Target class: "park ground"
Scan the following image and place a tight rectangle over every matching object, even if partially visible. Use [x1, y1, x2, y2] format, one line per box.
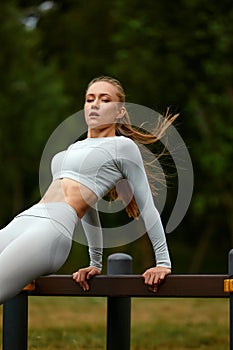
[0, 296, 229, 349]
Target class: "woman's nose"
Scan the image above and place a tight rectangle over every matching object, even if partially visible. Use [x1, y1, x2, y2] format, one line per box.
[91, 99, 100, 108]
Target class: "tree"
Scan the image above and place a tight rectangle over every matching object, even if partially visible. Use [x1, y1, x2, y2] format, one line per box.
[0, 1, 69, 224]
[3, 0, 233, 272]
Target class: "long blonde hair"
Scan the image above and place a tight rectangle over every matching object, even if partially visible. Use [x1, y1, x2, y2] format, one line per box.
[87, 76, 179, 219]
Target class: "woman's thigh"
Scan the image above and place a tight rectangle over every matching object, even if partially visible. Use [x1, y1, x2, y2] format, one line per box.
[0, 216, 72, 303]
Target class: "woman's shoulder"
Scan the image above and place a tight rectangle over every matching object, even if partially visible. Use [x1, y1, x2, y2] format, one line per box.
[116, 135, 136, 146]
[116, 136, 140, 157]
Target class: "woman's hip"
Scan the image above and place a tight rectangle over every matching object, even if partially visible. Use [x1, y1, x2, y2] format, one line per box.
[15, 202, 79, 239]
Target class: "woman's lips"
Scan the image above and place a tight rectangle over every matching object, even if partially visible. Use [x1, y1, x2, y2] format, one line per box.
[89, 112, 100, 117]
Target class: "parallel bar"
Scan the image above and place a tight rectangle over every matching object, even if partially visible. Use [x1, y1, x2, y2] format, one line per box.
[32, 274, 229, 298]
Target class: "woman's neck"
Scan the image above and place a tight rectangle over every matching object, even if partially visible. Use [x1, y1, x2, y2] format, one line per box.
[87, 126, 116, 138]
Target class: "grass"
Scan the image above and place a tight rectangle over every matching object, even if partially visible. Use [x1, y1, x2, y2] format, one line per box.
[0, 297, 229, 349]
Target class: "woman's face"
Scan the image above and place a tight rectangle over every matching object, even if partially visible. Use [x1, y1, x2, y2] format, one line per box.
[84, 81, 124, 133]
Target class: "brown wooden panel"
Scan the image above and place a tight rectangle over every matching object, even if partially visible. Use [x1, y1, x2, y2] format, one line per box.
[31, 274, 229, 298]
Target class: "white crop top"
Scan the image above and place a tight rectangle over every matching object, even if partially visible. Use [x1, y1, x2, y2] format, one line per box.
[51, 136, 171, 270]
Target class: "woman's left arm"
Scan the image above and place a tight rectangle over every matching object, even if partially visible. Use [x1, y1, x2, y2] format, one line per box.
[118, 140, 171, 291]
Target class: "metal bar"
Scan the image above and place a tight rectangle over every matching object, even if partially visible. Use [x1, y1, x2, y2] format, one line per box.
[2, 292, 28, 350]
[32, 274, 228, 298]
[1, 256, 229, 350]
[228, 249, 233, 350]
[230, 295, 233, 350]
[106, 253, 132, 350]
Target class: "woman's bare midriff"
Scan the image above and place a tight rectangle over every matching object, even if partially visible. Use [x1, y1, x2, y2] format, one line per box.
[39, 178, 98, 218]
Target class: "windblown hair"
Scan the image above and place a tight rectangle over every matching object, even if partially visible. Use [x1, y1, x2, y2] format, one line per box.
[87, 76, 179, 219]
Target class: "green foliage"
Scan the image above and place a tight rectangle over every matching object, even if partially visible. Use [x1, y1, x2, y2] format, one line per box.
[0, 0, 232, 272]
[0, 1, 69, 220]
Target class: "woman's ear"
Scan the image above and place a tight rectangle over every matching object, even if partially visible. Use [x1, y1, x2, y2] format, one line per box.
[117, 106, 126, 121]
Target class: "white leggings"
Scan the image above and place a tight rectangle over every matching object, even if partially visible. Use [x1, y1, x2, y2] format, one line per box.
[0, 202, 78, 304]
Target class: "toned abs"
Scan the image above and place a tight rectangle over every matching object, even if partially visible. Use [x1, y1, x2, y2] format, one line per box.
[39, 178, 97, 218]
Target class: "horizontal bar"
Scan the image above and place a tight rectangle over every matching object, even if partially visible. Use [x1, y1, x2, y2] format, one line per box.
[30, 274, 229, 298]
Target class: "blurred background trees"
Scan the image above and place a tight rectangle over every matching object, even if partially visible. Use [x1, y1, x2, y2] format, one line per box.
[0, 0, 232, 274]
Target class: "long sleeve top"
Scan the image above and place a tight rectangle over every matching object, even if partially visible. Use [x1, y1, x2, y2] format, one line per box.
[52, 136, 171, 270]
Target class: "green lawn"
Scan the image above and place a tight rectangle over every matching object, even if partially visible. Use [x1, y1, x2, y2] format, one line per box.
[0, 297, 229, 349]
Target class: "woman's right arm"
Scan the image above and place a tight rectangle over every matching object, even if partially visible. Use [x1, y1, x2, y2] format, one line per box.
[72, 204, 103, 291]
[81, 204, 103, 271]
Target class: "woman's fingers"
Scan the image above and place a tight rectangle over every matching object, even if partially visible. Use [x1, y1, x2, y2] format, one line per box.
[74, 266, 170, 293]
[73, 268, 89, 291]
[73, 267, 101, 291]
[142, 266, 171, 292]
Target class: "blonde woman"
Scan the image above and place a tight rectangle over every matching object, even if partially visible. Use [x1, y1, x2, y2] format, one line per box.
[0, 76, 175, 303]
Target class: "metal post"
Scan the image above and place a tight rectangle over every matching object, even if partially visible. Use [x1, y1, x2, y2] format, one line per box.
[229, 249, 233, 350]
[2, 292, 28, 350]
[106, 253, 132, 350]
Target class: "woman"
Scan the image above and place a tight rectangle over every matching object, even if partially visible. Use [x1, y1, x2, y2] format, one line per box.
[0, 76, 173, 304]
